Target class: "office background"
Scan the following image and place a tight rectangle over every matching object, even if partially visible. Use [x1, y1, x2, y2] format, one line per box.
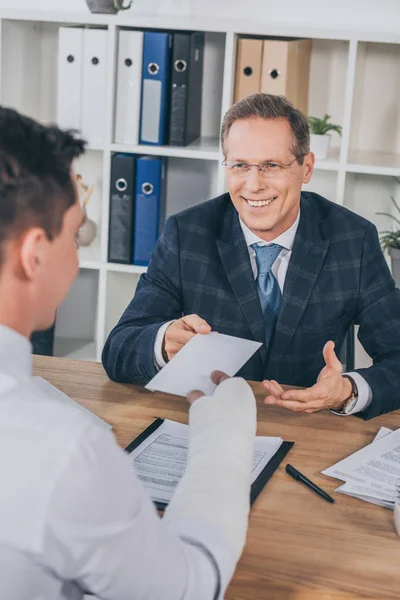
[1, 0, 399, 370]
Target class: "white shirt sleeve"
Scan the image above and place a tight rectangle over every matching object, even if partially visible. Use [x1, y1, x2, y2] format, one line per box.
[331, 372, 373, 416]
[154, 321, 175, 369]
[43, 425, 219, 600]
[42, 377, 256, 600]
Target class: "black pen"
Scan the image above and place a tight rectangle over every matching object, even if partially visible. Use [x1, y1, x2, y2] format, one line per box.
[286, 464, 335, 504]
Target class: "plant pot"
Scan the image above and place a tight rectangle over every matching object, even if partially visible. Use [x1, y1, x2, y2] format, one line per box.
[86, 0, 118, 14]
[310, 133, 331, 160]
[389, 246, 400, 287]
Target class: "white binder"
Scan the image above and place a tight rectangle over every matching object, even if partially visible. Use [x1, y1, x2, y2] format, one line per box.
[81, 28, 108, 148]
[57, 27, 84, 131]
[114, 29, 143, 145]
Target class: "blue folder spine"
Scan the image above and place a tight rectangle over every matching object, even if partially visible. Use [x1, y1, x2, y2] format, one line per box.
[133, 156, 166, 266]
[139, 31, 172, 146]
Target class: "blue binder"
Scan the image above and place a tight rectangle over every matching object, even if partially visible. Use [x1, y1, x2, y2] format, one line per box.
[139, 31, 172, 146]
[133, 156, 166, 266]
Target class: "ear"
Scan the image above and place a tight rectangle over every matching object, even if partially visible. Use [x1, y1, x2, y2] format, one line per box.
[302, 152, 315, 184]
[19, 227, 48, 280]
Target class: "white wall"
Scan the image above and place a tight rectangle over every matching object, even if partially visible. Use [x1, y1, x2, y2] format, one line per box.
[1, 0, 400, 32]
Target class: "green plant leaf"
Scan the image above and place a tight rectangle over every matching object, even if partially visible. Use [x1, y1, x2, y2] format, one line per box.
[307, 114, 342, 136]
[389, 195, 400, 215]
[376, 212, 400, 227]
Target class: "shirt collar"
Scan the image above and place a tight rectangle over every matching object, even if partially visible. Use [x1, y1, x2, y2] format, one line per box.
[0, 324, 32, 377]
[239, 209, 300, 251]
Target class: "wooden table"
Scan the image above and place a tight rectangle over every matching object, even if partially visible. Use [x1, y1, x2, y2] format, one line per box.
[33, 355, 400, 600]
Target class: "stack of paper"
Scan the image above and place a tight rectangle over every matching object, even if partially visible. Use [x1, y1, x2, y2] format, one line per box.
[322, 427, 400, 508]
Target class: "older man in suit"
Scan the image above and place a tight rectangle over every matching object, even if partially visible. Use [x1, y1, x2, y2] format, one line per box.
[102, 93, 400, 420]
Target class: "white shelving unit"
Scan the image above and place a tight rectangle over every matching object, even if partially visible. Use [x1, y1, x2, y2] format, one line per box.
[1, 8, 399, 365]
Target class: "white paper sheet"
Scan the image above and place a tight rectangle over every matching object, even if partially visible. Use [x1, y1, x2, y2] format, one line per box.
[145, 332, 262, 397]
[373, 427, 394, 442]
[34, 376, 111, 430]
[322, 428, 400, 505]
[334, 427, 397, 508]
[127, 419, 282, 504]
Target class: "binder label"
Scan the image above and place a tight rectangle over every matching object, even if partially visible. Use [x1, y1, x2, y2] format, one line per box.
[141, 79, 162, 143]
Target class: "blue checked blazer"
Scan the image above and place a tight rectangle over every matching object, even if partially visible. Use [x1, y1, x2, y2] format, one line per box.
[102, 192, 400, 419]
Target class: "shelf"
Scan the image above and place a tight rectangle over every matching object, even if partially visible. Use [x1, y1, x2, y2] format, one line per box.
[111, 137, 220, 161]
[79, 243, 102, 270]
[346, 150, 400, 177]
[86, 144, 105, 152]
[53, 337, 97, 362]
[107, 263, 147, 274]
[313, 147, 341, 171]
[3, 9, 400, 44]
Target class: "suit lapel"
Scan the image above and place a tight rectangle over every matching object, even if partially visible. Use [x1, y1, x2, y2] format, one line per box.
[216, 203, 266, 365]
[266, 195, 330, 374]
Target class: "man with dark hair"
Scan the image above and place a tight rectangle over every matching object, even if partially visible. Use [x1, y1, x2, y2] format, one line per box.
[0, 107, 257, 599]
[103, 93, 400, 420]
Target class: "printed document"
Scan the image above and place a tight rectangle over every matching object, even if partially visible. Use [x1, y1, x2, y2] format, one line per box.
[127, 419, 282, 504]
[322, 426, 400, 507]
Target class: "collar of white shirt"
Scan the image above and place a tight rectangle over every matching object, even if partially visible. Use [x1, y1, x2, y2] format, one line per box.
[239, 210, 300, 250]
[0, 324, 32, 376]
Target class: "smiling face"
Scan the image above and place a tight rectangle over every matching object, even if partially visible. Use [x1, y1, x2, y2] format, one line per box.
[225, 117, 315, 241]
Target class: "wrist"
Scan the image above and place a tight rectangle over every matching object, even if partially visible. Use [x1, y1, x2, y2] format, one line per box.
[336, 375, 359, 414]
[340, 376, 353, 404]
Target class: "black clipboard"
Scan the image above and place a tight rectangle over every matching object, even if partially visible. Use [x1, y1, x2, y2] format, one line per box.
[126, 418, 294, 511]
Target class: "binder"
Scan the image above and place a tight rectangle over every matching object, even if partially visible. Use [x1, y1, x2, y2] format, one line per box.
[114, 29, 144, 145]
[81, 28, 108, 148]
[31, 325, 55, 357]
[108, 153, 135, 264]
[57, 27, 84, 131]
[139, 32, 172, 146]
[133, 156, 166, 266]
[125, 417, 294, 511]
[261, 38, 312, 114]
[168, 31, 205, 146]
[234, 37, 263, 103]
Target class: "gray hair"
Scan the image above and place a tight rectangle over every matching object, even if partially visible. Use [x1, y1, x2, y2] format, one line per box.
[221, 93, 310, 164]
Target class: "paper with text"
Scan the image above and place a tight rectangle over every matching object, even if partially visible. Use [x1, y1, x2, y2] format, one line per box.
[127, 419, 282, 504]
[334, 427, 396, 507]
[146, 332, 262, 397]
[322, 428, 400, 502]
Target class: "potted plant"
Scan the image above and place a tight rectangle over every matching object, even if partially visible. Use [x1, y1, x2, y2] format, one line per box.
[377, 190, 400, 287]
[86, 0, 132, 14]
[307, 114, 342, 160]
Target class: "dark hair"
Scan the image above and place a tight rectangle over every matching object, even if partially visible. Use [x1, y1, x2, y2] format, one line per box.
[0, 106, 86, 263]
[221, 93, 310, 164]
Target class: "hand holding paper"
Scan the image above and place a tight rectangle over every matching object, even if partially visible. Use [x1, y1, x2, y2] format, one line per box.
[146, 332, 262, 397]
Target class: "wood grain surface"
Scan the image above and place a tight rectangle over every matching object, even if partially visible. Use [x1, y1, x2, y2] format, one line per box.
[33, 355, 400, 600]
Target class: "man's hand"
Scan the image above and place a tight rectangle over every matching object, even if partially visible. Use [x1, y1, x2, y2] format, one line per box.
[186, 371, 230, 405]
[262, 341, 352, 414]
[162, 314, 211, 362]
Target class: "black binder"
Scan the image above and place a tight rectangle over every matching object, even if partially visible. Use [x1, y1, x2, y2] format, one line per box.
[31, 325, 55, 356]
[108, 153, 135, 264]
[168, 31, 205, 146]
[126, 417, 294, 511]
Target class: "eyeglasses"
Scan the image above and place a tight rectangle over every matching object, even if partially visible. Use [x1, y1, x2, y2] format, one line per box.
[222, 157, 302, 178]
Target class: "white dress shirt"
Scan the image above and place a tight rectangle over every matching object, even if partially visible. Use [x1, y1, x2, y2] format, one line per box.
[154, 211, 372, 415]
[0, 324, 256, 600]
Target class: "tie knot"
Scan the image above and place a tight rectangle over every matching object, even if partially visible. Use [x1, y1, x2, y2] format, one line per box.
[252, 243, 283, 276]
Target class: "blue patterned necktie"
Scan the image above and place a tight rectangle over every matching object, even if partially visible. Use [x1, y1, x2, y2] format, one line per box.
[252, 243, 283, 351]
